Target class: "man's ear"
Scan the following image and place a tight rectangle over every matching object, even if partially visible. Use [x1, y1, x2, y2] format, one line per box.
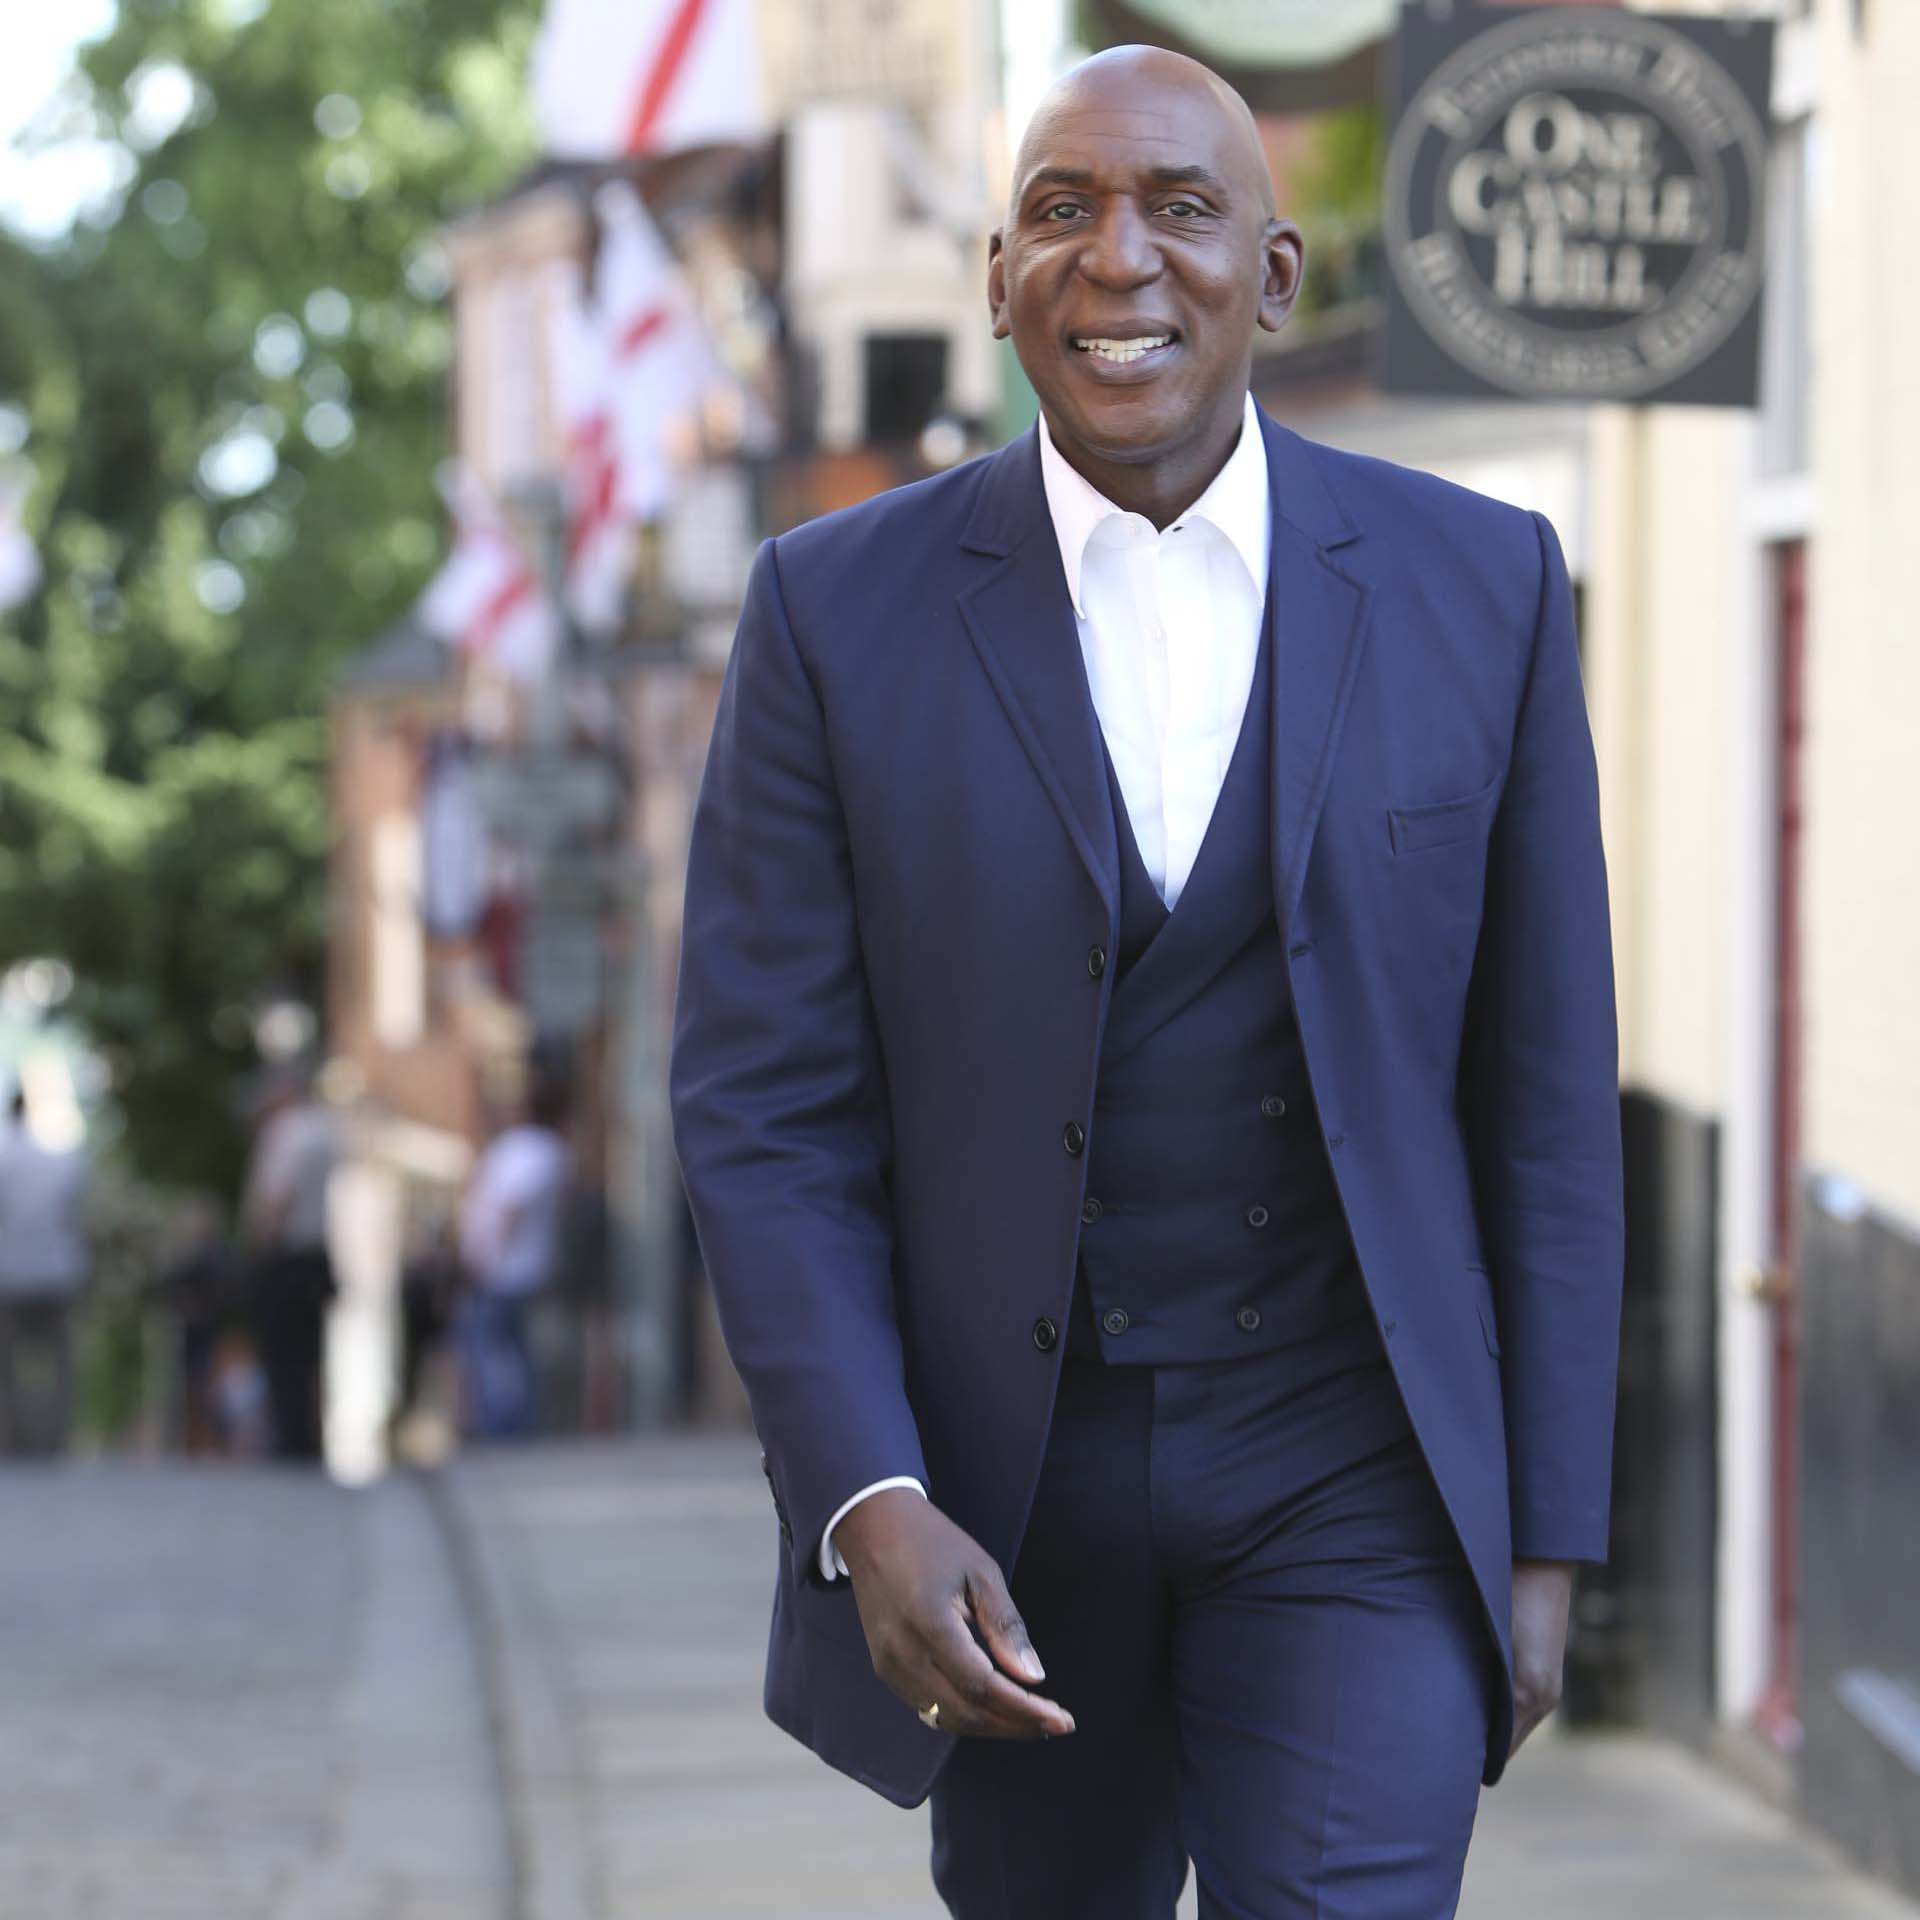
[987, 227, 1011, 340]
[1256, 219, 1306, 334]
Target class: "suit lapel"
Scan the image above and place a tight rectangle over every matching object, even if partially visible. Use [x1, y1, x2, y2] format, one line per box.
[1258, 409, 1373, 938]
[956, 430, 1119, 926]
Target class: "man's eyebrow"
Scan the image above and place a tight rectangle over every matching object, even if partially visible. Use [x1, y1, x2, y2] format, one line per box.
[1018, 161, 1233, 199]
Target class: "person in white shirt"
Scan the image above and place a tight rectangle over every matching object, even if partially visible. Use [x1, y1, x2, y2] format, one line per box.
[239, 1065, 338, 1461]
[0, 1089, 89, 1455]
[456, 1065, 573, 1440]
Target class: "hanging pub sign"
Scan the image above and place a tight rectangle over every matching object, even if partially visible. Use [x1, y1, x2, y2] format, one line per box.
[1380, 5, 1774, 406]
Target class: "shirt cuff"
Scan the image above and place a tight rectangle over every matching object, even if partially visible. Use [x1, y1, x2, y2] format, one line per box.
[818, 1476, 927, 1582]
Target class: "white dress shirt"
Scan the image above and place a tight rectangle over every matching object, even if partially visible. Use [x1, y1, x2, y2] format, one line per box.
[817, 393, 1274, 1580]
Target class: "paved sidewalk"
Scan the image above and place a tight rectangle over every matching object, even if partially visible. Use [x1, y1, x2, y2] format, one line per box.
[449, 1433, 1920, 1920]
[0, 1461, 509, 1920]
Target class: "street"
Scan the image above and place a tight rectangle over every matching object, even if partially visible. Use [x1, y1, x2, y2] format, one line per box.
[2, 1442, 1912, 1920]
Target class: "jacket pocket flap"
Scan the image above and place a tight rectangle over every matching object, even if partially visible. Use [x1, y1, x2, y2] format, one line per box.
[1388, 772, 1501, 855]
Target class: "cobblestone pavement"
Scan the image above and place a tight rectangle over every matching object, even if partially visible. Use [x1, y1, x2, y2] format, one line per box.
[449, 1433, 1920, 1920]
[0, 1461, 509, 1920]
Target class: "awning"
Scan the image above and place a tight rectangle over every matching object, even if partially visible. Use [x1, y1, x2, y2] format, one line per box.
[1084, 0, 1395, 110]
[1106, 0, 1397, 68]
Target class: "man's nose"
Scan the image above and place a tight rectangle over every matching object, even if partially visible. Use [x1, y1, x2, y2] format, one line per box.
[1074, 201, 1161, 290]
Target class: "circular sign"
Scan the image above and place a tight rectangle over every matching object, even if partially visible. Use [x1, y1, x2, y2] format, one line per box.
[1384, 10, 1768, 402]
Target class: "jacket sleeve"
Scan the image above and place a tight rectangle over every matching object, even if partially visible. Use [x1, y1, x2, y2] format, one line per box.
[669, 536, 928, 1586]
[1460, 509, 1627, 1565]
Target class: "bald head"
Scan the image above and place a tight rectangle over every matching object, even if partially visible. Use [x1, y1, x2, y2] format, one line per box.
[986, 38, 1303, 522]
[1010, 45, 1275, 224]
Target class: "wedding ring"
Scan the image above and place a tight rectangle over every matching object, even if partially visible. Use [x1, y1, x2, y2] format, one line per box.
[917, 1700, 942, 1729]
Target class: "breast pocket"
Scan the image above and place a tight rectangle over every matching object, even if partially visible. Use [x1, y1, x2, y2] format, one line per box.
[1387, 770, 1502, 856]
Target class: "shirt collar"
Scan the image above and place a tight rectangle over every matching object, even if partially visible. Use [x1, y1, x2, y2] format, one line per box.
[1035, 390, 1270, 618]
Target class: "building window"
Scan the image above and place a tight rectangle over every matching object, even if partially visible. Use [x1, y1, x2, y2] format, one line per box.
[1757, 123, 1809, 482]
[863, 331, 948, 443]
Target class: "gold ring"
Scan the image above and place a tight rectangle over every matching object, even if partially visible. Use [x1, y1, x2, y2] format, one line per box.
[917, 1700, 942, 1730]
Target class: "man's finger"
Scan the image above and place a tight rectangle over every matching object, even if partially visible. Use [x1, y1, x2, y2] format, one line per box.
[964, 1564, 1046, 1684]
[921, 1602, 1074, 1739]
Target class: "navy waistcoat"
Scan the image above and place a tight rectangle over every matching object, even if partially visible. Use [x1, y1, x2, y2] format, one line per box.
[1066, 595, 1378, 1367]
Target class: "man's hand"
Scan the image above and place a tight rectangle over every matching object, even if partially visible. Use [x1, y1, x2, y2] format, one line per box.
[1508, 1558, 1576, 1757]
[833, 1488, 1075, 1740]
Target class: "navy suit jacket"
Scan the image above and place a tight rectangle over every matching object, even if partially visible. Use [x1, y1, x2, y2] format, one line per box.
[668, 398, 1625, 1807]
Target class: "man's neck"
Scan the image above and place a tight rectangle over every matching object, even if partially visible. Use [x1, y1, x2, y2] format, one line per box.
[1040, 391, 1248, 531]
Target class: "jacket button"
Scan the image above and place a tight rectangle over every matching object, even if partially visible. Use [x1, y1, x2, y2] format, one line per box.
[1062, 1121, 1086, 1156]
[1246, 1204, 1270, 1228]
[1261, 1093, 1287, 1119]
[1087, 944, 1107, 979]
[1032, 1316, 1058, 1353]
[1236, 1305, 1262, 1333]
[1081, 1196, 1103, 1225]
[1101, 1307, 1130, 1336]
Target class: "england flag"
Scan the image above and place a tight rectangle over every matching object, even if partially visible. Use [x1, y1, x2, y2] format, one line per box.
[592, 181, 729, 524]
[531, 0, 766, 161]
[548, 262, 635, 636]
[417, 465, 559, 685]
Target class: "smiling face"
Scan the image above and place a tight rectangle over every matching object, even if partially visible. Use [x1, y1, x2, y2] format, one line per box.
[989, 48, 1303, 518]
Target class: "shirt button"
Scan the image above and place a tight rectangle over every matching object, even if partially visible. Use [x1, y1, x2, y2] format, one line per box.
[1081, 1196, 1103, 1226]
[1328, 1133, 1346, 1150]
[1101, 1308, 1130, 1337]
[1062, 1121, 1086, 1156]
[1087, 945, 1107, 980]
[1246, 1204, 1270, 1229]
[1236, 1305, 1263, 1334]
[1032, 1317, 1058, 1353]
[1260, 1094, 1287, 1119]
[1289, 941, 1314, 960]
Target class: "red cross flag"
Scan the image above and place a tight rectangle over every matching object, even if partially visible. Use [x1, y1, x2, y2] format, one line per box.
[0, 469, 41, 616]
[531, 0, 766, 162]
[417, 465, 559, 685]
[548, 262, 635, 637]
[592, 181, 731, 524]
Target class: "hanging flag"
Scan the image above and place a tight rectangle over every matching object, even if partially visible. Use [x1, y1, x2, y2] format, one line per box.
[417, 465, 558, 685]
[592, 181, 730, 523]
[0, 468, 41, 615]
[548, 261, 635, 636]
[530, 0, 766, 162]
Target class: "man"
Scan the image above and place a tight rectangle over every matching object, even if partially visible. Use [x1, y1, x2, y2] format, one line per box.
[456, 1064, 573, 1440]
[670, 45, 1623, 1918]
[0, 1089, 89, 1455]
[240, 1064, 338, 1462]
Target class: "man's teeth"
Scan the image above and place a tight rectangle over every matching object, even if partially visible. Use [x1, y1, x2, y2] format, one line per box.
[1074, 335, 1171, 364]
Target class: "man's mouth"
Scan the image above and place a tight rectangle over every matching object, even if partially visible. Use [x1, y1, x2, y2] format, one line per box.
[1070, 332, 1176, 366]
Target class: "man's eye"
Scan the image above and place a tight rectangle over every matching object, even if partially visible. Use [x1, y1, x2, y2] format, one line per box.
[1162, 200, 1202, 218]
[1043, 203, 1086, 221]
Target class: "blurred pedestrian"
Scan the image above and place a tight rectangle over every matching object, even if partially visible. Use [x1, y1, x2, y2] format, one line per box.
[394, 1207, 461, 1437]
[157, 1194, 236, 1457]
[0, 1088, 90, 1456]
[239, 1064, 338, 1462]
[456, 1064, 573, 1440]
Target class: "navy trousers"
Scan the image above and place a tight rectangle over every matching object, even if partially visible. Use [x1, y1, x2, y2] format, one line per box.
[930, 1325, 1497, 1919]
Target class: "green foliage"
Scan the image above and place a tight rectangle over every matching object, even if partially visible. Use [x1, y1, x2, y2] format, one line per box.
[1292, 103, 1385, 317]
[0, 0, 538, 1191]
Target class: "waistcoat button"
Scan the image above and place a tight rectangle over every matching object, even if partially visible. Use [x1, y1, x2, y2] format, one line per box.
[1101, 1308, 1131, 1336]
[1246, 1204, 1270, 1228]
[1260, 1093, 1287, 1119]
[1087, 945, 1107, 979]
[1081, 1196, 1103, 1225]
[1062, 1121, 1086, 1155]
[1031, 1317, 1058, 1353]
[1236, 1305, 1263, 1333]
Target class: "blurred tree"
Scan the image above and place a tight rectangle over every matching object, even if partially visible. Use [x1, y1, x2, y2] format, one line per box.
[0, 0, 538, 1191]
